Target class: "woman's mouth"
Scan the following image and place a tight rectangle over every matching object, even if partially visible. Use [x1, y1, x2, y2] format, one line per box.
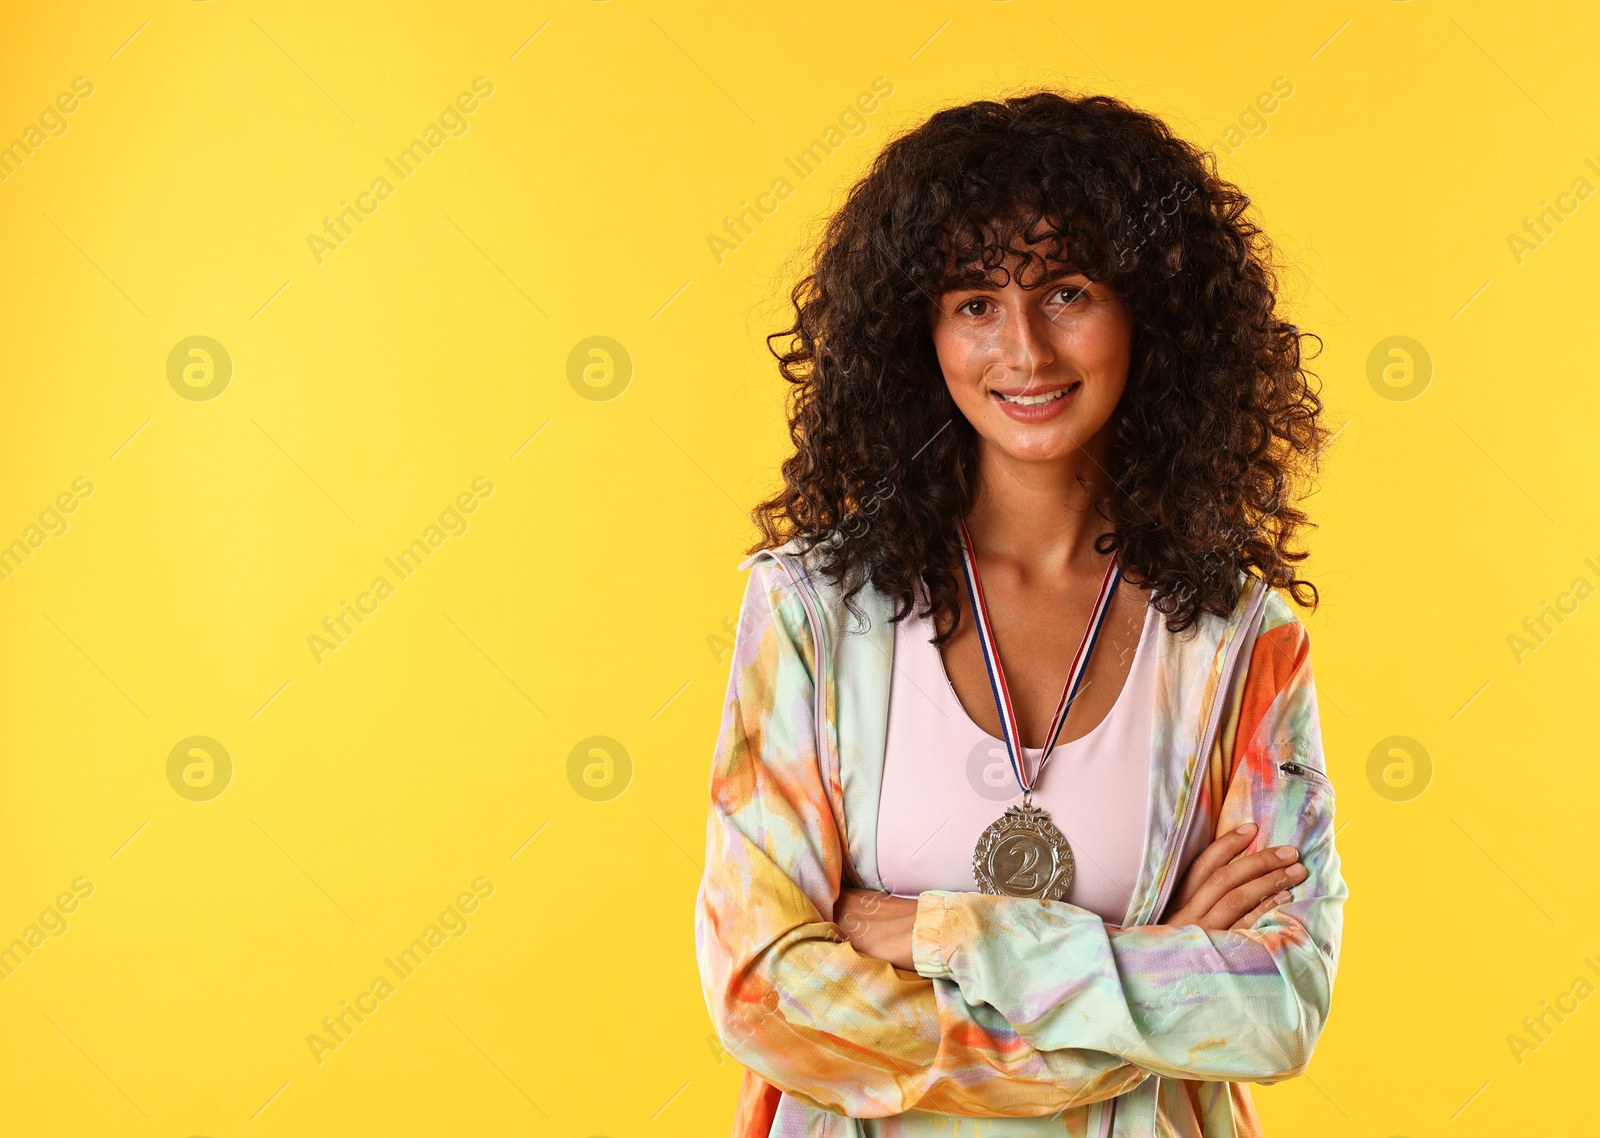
[990, 382, 1079, 421]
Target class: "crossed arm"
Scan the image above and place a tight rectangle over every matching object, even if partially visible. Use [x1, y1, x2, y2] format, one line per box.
[835, 822, 1309, 970]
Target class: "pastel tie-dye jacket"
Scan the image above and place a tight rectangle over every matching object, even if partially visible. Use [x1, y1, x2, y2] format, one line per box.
[695, 542, 1345, 1137]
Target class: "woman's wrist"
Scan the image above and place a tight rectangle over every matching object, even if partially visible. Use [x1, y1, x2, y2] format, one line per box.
[834, 888, 921, 971]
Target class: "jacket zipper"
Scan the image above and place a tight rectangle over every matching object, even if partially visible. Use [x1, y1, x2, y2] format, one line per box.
[1278, 760, 1333, 788]
[761, 551, 831, 776]
[1148, 579, 1269, 921]
[767, 551, 867, 895]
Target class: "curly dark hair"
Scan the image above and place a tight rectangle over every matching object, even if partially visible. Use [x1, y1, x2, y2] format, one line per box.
[751, 89, 1326, 638]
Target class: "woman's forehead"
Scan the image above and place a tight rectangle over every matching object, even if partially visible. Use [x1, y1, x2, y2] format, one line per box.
[941, 249, 1086, 289]
[938, 216, 1084, 282]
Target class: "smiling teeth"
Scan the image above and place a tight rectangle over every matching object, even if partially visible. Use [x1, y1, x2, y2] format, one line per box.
[996, 389, 1068, 406]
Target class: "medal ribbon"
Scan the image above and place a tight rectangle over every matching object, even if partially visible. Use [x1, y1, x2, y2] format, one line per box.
[957, 521, 1121, 798]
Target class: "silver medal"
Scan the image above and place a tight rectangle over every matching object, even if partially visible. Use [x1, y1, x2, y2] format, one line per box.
[972, 800, 1075, 900]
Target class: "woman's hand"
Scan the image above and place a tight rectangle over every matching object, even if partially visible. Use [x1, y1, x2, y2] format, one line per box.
[1162, 822, 1305, 931]
[835, 888, 919, 971]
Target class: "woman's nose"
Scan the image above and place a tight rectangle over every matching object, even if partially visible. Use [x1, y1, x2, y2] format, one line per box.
[1001, 304, 1056, 379]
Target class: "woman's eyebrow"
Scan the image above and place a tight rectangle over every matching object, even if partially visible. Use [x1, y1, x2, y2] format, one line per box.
[958, 263, 1085, 283]
[1035, 263, 1086, 283]
[937, 260, 1085, 293]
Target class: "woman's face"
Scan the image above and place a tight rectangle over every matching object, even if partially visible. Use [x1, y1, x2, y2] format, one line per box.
[929, 246, 1133, 467]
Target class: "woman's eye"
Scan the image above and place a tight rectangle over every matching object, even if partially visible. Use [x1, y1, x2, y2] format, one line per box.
[958, 298, 991, 317]
[1055, 286, 1088, 305]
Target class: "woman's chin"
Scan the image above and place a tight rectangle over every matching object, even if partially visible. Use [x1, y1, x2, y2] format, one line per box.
[976, 417, 1101, 466]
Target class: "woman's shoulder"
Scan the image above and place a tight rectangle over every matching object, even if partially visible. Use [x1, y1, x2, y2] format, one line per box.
[1148, 570, 1299, 647]
[737, 537, 897, 646]
[1239, 574, 1316, 690]
[739, 536, 854, 604]
[739, 539, 830, 611]
[1227, 570, 1311, 654]
[739, 534, 837, 575]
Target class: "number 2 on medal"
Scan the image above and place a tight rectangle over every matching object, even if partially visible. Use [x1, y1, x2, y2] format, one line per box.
[1003, 839, 1040, 891]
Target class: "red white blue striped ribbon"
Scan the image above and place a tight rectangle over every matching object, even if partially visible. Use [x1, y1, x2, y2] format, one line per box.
[956, 521, 1121, 797]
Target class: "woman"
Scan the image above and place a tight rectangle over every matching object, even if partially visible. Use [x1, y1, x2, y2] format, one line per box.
[695, 91, 1344, 1138]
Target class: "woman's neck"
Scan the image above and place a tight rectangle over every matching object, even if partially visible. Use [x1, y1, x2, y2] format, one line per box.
[963, 438, 1113, 577]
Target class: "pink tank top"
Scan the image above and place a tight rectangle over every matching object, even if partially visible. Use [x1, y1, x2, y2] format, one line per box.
[875, 595, 1158, 924]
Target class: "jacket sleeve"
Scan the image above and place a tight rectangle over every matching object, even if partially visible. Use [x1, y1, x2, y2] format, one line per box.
[909, 603, 1346, 1083]
[694, 562, 1151, 1118]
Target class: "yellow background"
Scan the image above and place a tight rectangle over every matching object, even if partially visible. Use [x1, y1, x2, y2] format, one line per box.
[0, 1, 1595, 1134]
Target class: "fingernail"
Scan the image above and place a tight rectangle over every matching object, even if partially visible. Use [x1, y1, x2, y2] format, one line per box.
[1274, 891, 1292, 903]
[1237, 823, 1258, 836]
[1275, 846, 1297, 861]
[1285, 864, 1307, 880]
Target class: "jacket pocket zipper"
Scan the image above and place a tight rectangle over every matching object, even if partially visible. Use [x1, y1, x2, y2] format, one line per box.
[1279, 760, 1333, 789]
